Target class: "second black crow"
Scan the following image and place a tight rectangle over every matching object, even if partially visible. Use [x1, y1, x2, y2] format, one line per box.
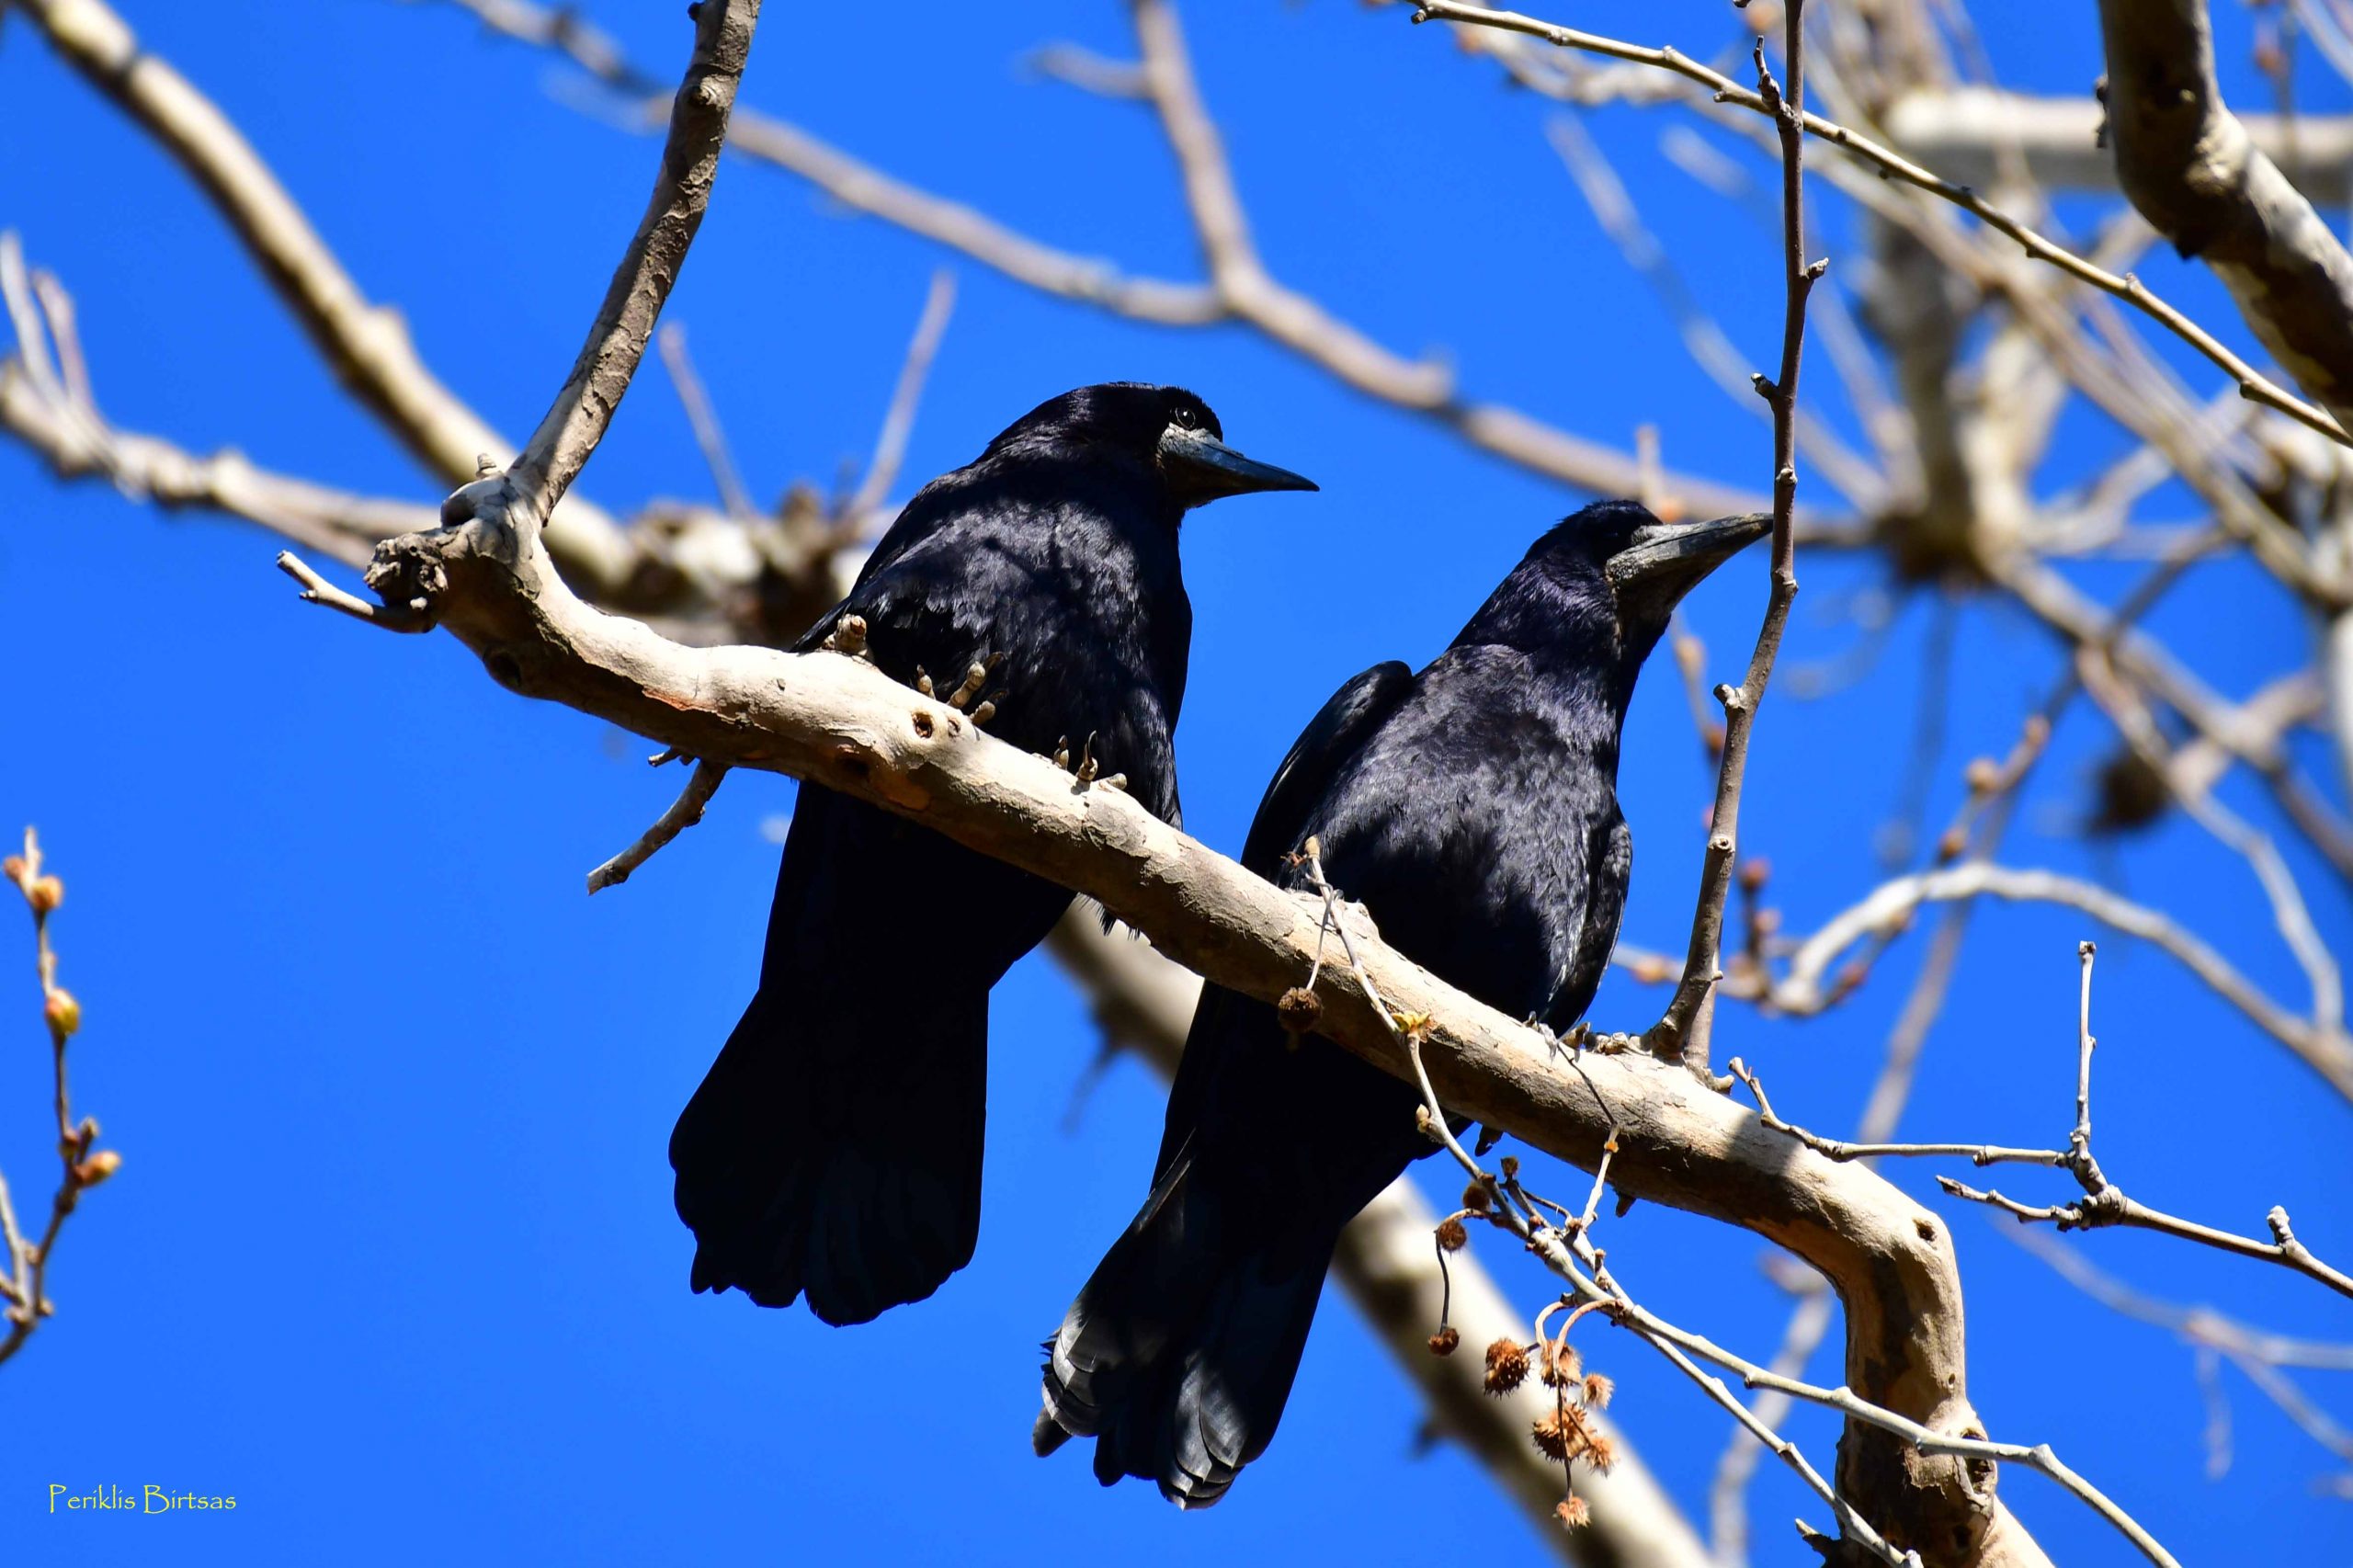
[1034, 499, 1768, 1504]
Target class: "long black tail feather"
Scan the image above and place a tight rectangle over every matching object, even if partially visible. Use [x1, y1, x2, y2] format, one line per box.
[1037, 1153, 1335, 1506]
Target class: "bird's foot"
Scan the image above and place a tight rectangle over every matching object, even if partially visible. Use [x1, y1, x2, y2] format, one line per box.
[1051, 732, 1126, 792]
[1588, 1029, 1641, 1055]
[1529, 1017, 1592, 1062]
[822, 614, 875, 662]
[915, 652, 1007, 726]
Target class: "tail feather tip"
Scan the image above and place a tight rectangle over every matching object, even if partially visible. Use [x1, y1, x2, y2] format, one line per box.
[1031, 1407, 1074, 1458]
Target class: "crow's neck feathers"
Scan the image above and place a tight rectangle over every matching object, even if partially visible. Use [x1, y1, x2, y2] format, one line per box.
[1449, 548, 1661, 744]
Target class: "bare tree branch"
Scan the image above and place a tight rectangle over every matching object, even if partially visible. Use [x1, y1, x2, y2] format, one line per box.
[2100, 0, 2353, 427]
[2008, 1222, 2353, 1483]
[0, 829, 119, 1370]
[1882, 86, 2353, 205]
[1646, 25, 1815, 1077]
[2, 0, 782, 623]
[1769, 860, 2353, 1092]
[421, 0, 1804, 528]
[585, 756, 728, 894]
[1882, 85, 2353, 204]
[1403, 0, 2353, 449]
[846, 269, 957, 528]
[657, 324, 757, 522]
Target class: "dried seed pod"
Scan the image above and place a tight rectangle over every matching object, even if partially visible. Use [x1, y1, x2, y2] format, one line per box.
[1435, 1217, 1468, 1253]
[1427, 1327, 1461, 1358]
[1483, 1338, 1529, 1395]
[1540, 1343, 1582, 1387]
[1277, 986, 1323, 1034]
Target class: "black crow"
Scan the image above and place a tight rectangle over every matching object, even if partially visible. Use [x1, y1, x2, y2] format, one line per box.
[1034, 499, 1769, 1504]
[674, 383, 1314, 1326]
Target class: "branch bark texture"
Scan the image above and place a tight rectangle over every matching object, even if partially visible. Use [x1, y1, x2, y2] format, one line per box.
[2099, 0, 2353, 429]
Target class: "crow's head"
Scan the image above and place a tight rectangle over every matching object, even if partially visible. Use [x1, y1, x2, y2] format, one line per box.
[1478, 500, 1770, 666]
[988, 383, 1317, 507]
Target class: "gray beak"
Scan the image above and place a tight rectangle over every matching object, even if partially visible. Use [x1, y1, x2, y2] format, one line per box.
[1605, 512, 1771, 605]
[1158, 425, 1318, 504]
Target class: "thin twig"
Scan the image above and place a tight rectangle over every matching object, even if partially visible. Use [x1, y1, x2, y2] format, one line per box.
[586, 759, 729, 893]
[847, 269, 957, 527]
[0, 829, 115, 1370]
[1768, 860, 2351, 1091]
[275, 551, 431, 631]
[1945, 1177, 2353, 1301]
[658, 323, 757, 521]
[1645, 24, 1814, 1075]
[1932, 944, 2353, 1302]
[1730, 1058, 2065, 1169]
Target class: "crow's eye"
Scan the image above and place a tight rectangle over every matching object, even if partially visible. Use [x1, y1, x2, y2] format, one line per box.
[1172, 406, 1198, 429]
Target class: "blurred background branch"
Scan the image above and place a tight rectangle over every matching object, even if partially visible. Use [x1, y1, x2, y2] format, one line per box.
[4, 0, 2351, 1560]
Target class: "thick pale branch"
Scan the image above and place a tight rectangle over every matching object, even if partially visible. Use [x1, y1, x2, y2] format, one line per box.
[0, 256, 784, 641]
[504, 5, 756, 522]
[2099, 0, 2353, 428]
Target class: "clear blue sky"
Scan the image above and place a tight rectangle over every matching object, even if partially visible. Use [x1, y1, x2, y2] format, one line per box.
[3, 2, 2349, 1562]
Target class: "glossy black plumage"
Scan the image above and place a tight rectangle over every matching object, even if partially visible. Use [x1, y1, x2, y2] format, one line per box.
[671, 383, 1313, 1326]
[1035, 499, 1768, 1504]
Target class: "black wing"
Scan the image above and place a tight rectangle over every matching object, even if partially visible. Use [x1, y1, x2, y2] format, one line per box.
[1548, 812, 1629, 1030]
[1150, 661, 1415, 1181]
[1237, 661, 1415, 876]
